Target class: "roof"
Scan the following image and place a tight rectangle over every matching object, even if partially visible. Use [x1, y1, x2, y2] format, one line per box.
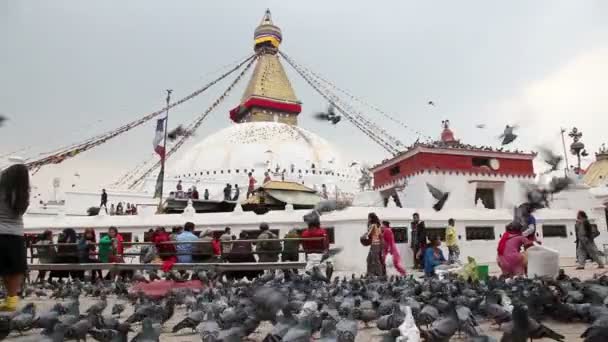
[257, 180, 316, 192]
[583, 159, 608, 187]
[371, 142, 536, 172]
[240, 54, 299, 105]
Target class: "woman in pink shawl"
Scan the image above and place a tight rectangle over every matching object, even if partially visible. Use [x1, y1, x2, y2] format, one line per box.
[382, 220, 406, 275]
[497, 223, 533, 277]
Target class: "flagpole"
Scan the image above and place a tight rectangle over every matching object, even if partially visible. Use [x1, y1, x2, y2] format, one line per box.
[157, 89, 173, 213]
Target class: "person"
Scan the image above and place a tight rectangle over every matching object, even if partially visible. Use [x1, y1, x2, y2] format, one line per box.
[520, 206, 538, 243]
[116, 202, 123, 215]
[125, 203, 131, 215]
[220, 227, 233, 256]
[53, 228, 83, 281]
[497, 223, 533, 277]
[247, 173, 257, 199]
[131, 204, 137, 215]
[263, 172, 271, 184]
[78, 228, 102, 282]
[98, 231, 111, 265]
[445, 218, 460, 265]
[381, 221, 406, 275]
[365, 213, 386, 276]
[321, 184, 328, 199]
[107, 227, 126, 279]
[410, 213, 427, 270]
[232, 184, 240, 201]
[424, 237, 446, 277]
[225, 232, 261, 280]
[282, 228, 301, 262]
[109, 204, 116, 216]
[575, 210, 604, 269]
[203, 189, 210, 200]
[176, 180, 183, 191]
[100, 189, 108, 210]
[152, 227, 177, 262]
[194, 230, 215, 262]
[212, 234, 221, 259]
[191, 186, 199, 200]
[34, 230, 56, 283]
[223, 183, 232, 201]
[256, 223, 280, 262]
[176, 222, 198, 263]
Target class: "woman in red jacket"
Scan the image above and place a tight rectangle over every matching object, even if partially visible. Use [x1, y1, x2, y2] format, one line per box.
[152, 227, 177, 262]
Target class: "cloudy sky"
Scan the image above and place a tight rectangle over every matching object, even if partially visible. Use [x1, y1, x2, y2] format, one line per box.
[1, 1, 607, 193]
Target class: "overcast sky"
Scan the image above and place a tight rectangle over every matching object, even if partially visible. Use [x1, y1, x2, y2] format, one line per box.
[1, 1, 607, 193]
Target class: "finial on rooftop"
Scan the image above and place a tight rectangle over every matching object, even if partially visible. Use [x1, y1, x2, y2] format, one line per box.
[254, 9, 282, 51]
[440, 120, 457, 144]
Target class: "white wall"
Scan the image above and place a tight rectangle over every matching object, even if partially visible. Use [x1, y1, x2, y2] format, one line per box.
[24, 206, 608, 272]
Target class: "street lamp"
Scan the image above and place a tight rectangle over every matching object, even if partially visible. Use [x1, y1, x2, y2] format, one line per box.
[568, 127, 588, 175]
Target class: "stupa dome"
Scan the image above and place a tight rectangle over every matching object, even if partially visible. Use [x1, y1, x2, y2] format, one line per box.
[253, 9, 282, 49]
[171, 122, 345, 177]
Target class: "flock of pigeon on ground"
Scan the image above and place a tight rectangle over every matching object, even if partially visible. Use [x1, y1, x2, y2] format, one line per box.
[1, 266, 608, 342]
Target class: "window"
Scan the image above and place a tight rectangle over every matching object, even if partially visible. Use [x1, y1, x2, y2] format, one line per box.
[475, 188, 496, 209]
[389, 165, 400, 176]
[426, 227, 446, 241]
[391, 227, 408, 243]
[465, 226, 495, 240]
[472, 157, 491, 168]
[542, 225, 567, 238]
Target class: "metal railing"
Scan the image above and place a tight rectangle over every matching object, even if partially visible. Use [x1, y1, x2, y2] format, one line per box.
[29, 237, 327, 272]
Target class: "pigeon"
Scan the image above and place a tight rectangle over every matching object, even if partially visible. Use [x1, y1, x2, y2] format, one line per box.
[131, 318, 161, 342]
[313, 104, 341, 125]
[538, 146, 563, 173]
[475, 124, 486, 129]
[420, 303, 459, 342]
[167, 125, 192, 142]
[0, 115, 7, 127]
[90, 322, 131, 342]
[86, 296, 108, 316]
[172, 310, 205, 333]
[499, 125, 518, 145]
[426, 183, 449, 211]
[111, 303, 125, 317]
[197, 313, 221, 342]
[396, 306, 419, 342]
[428, 101, 435, 106]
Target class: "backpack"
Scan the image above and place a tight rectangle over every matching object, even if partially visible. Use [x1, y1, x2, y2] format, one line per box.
[260, 231, 282, 252]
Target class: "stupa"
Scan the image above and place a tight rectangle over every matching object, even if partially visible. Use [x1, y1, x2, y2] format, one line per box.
[166, 10, 361, 200]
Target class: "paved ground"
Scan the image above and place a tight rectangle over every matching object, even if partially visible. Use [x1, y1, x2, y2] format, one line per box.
[5, 262, 606, 341]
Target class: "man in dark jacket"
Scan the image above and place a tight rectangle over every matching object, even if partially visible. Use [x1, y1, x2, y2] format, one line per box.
[256, 223, 280, 262]
[411, 213, 427, 270]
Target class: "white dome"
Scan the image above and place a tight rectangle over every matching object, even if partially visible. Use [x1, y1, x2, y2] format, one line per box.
[171, 122, 345, 177]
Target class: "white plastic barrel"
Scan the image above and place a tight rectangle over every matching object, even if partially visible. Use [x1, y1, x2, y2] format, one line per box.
[527, 245, 560, 279]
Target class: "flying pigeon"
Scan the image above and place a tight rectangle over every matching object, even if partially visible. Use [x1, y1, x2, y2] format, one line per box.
[426, 183, 449, 211]
[167, 125, 192, 142]
[313, 104, 342, 125]
[538, 147, 563, 173]
[475, 124, 486, 129]
[427, 101, 435, 106]
[0, 115, 7, 127]
[499, 125, 518, 145]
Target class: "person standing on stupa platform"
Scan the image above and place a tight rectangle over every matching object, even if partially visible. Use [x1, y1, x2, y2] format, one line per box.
[232, 184, 240, 201]
[203, 188, 210, 200]
[191, 186, 199, 200]
[247, 173, 257, 198]
[100, 189, 108, 212]
[263, 172, 271, 184]
[223, 183, 232, 201]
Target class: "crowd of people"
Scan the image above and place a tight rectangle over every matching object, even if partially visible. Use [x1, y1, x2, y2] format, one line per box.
[361, 212, 459, 278]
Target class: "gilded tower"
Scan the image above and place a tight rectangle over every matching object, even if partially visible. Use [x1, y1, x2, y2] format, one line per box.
[229, 10, 302, 125]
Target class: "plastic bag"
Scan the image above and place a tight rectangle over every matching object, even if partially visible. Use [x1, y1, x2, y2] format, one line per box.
[459, 256, 479, 282]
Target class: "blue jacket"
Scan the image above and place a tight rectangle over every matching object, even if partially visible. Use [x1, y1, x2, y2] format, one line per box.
[424, 247, 446, 276]
[176, 231, 198, 263]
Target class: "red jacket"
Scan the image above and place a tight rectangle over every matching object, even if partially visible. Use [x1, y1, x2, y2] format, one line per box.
[109, 234, 125, 263]
[152, 231, 176, 257]
[212, 239, 221, 256]
[301, 226, 328, 253]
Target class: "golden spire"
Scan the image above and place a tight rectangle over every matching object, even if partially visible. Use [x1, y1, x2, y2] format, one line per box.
[254, 9, 282, 50]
